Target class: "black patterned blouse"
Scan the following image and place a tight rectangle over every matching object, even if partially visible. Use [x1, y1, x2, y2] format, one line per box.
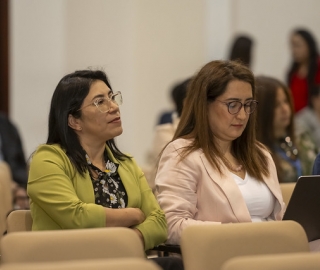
[86, 152, 128, 208]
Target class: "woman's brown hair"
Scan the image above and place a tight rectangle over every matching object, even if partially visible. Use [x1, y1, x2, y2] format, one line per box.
[255, 75, 296, 181]
[172, 60, 270, 181]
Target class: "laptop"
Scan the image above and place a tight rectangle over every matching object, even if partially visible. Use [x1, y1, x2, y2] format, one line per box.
[283, 175, 320, 242]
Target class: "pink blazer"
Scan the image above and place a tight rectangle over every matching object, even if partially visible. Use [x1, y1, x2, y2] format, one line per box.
[155, 138, 285, 244]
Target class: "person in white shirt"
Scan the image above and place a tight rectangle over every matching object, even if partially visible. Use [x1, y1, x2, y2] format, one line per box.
[155, 60, 285, 245]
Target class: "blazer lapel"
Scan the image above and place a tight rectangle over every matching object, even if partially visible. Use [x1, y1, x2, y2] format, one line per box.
[260, 171, 284, 220]
[200, 152, 252, 222]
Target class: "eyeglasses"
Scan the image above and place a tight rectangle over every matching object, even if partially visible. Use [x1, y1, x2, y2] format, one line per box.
[79, 91, 123, 113]
[216, 100, 258, 115]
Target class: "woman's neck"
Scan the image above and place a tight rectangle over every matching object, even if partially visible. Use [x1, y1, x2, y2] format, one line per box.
[297, 62, 309, 78]
[216, 139, 232, 156]
[274, 128, 287, 139]
[80, 140, 106, 170]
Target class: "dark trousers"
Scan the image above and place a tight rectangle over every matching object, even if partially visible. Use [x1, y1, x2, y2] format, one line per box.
[150, 257, 184, 270]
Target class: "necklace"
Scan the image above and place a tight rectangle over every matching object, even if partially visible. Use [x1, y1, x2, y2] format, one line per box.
[224, 153, 243, 172]
[225, 159, 243, 172]
[230, 164, 243, 172]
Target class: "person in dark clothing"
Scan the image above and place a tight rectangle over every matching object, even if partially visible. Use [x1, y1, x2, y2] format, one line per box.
[0, 112, 29, 209]
[157, 78, 191, 125]
[229, 35, 254, 68]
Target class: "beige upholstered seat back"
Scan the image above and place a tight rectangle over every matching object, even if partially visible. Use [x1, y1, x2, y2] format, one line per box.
[0, 227, 145, 264]
[0, 258, 161, 270]
[221, 252, 320, 270]
[180, 221, 310, 270]
[0, 162, 13, 236]
[280, 182, 296, 206]
[6, 210, 32, 233]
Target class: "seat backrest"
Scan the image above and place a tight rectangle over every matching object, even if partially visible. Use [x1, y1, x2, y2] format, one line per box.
[0, 227, 145, 264]
[280, 182, 296, 206]
[0, 162, 13, 236]
[6, 210, 33, 233]
[0, 258, 161, 270]
[180, 221, 310, 270]
[221, 252, 320, 270]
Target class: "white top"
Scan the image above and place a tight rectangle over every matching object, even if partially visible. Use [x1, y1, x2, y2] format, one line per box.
[232, 173, 276, 222]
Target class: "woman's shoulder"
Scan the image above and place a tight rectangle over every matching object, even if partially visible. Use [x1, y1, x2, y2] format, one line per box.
[31, 144, 69, 164]
[34, 143, 66, 155]
[167, 138, 194, 149]
[161, 138, 202, 163]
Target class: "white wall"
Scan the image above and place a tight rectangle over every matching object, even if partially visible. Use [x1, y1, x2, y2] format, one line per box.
[231, 0, 320, 81]
[9, 0, 320, 167]
[9, 0, 231, 166]
[9, 0, 66, 158]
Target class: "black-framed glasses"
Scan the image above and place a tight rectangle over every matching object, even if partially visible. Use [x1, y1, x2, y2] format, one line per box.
[79, 91, 123, 113]
[216, 100, 258, 115]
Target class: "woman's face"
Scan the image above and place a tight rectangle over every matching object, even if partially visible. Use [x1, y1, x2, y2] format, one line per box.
[273, 87, 291, 137]
[74, 80, 123, 144]
[207, 80, 252, 145]
[290, 33, 309, 63]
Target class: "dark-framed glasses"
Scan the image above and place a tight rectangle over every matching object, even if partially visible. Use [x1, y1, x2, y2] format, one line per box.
[216, 100, 258, 115]
[79, 91, 123, 113]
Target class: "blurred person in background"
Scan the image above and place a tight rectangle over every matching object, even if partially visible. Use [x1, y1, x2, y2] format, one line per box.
[287, 28, 320, 113]
[156, 79, 191, 126]
[0, 112, 29, 210]
[229, 35, 254, 68]
[295, 84, 320, 152]
[144, 78, 191, 192]
[256, 76, 317, 183]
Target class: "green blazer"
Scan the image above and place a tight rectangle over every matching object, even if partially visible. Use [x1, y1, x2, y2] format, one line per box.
[27, 144, 167, 250]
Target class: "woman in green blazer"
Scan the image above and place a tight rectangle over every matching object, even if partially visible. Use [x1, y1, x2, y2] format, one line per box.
[27, 70, 167, 252]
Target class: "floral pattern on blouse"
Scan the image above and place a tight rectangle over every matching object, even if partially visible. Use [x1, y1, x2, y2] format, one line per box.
[86, 153, 128, 208]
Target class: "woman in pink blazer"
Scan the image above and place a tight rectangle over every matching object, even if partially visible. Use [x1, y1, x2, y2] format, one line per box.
[155, 60, 285, 245]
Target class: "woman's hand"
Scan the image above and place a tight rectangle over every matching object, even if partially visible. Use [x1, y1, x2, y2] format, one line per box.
[104, 207, 145, 227]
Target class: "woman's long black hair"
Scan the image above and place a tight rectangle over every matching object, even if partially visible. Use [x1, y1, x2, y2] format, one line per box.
[287, 29, 319, 105]
[47, 69, 129, 175]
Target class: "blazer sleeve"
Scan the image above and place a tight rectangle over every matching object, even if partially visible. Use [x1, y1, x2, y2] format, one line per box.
[155, 142, 218, 245]
[124, 157, 167, 250]
[27, 145, 106, 229]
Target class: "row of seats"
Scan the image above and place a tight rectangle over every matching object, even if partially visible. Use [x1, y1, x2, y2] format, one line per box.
[181, 220, 314, 270]
[0, 227, 145, 264]
[1, 210, 320, 269]
[0, 258, 161, 270]
[0, 162, 13, 238]
[221, 253, 320, 270]
[0, 163, 314, 269]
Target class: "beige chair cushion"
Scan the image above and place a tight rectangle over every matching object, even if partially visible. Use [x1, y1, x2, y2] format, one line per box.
[180, 221, 310, 270]
[0, 227, 145, 264]
[280, 182, 296, 206]
[6, 209, 32, 233]
[221, 252, 320, 270]
[0, 258, 161, 270]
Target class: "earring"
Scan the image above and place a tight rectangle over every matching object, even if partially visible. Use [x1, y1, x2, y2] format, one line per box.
[79, 127, 82, 131]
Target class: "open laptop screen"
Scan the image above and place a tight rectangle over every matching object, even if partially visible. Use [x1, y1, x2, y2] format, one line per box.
[282, 175, 320, 242]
